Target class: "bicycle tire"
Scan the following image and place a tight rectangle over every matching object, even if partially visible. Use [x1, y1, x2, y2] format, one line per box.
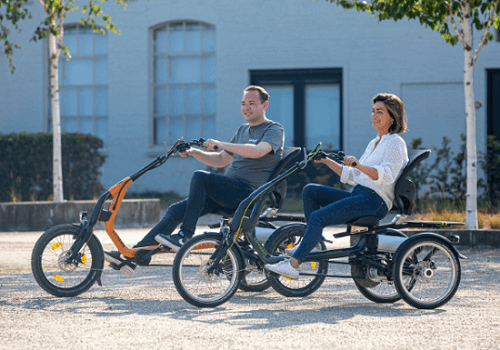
[172, 233, 244, 307]
[265, 224, 327, 297]
[239, 270, 270, 292]
[31, 224, 104, 297]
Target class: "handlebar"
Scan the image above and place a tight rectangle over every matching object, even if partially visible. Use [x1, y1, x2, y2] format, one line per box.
[313, 150, 357, 167]
[168, 137, 221, 155]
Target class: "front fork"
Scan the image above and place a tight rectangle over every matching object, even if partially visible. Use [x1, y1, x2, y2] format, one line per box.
[206, 226, 233, 275]
[67, 216, 103, 286]
[68, 218, 93, 263]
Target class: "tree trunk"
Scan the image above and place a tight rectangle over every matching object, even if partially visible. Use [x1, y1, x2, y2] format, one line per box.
[48, 32, 64, 203]
[462, 2, 478, 229]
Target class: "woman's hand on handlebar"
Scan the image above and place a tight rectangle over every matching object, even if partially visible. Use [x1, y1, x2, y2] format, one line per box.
[344, 156, 358, 167]
[313, 157, 329, 165]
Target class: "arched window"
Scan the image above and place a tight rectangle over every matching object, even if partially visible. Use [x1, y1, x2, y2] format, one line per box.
[55, 25, 109, 145]
[152, 21, 216, 145]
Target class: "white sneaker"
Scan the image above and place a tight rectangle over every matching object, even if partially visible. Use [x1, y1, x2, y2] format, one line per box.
[264, 259, 300, 280]
[285, 244, 322, 256]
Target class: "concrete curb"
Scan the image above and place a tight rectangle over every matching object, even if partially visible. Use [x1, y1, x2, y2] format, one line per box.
[0, 199, 160, 231]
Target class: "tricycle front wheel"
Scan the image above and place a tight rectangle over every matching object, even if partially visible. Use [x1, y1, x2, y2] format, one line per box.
[31, 224, 104, 297]
[172, 233, 244, 307]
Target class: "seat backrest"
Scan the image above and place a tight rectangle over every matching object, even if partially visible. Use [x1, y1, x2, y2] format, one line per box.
[267, 147, 302, 209]
[393, 149, 430, 215]
[211, 146, 301, 218]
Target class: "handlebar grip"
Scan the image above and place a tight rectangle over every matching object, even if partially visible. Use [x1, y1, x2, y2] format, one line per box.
[352, 162, 357, 167]
[213, 146, 218, 150]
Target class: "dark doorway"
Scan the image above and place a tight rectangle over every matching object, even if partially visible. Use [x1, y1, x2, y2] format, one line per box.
[487, 69, 500, 141]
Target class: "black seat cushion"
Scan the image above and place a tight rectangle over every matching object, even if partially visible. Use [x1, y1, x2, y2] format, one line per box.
[346, 216, 380, 228]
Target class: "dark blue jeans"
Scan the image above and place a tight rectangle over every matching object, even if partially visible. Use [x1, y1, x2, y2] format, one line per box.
[292, 184, 388, 263]
[135, 170, 253, 247]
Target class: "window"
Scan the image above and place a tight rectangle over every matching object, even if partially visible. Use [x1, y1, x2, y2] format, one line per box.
[152, 21, 216, 145]
[56, 25, 109, 145]
[251, 69, 342, 150]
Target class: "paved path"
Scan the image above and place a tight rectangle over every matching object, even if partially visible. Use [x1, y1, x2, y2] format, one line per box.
[1, 227, 499, 350]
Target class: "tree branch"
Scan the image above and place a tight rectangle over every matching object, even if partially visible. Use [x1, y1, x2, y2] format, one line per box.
[472, 0, 500, 65]
[36, 0, 48, 12]
[449, 0, 466, 47]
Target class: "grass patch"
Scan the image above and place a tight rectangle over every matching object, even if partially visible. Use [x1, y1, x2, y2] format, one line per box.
[413, 210, 500, 229]
[281, 196, 304, 212]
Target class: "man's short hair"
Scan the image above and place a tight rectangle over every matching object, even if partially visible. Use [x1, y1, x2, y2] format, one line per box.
[244, 85, 270, 104]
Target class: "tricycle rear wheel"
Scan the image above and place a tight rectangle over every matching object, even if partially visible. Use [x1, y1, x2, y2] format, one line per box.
[393, 236, 461, 309]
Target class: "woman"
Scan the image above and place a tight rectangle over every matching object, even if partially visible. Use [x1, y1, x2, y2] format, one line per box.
[265, 93, 409, 279]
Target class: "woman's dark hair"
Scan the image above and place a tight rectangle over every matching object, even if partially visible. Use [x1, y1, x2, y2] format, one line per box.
[372, 93, 407, 134]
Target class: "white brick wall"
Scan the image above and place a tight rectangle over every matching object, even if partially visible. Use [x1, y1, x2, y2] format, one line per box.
[1, 0, 498, 195]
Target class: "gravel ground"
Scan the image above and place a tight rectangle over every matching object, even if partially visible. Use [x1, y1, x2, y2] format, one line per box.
[1, 228, 499, 350]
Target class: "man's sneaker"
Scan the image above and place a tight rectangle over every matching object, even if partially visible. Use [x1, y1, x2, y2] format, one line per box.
[132, 241, 159, 249]
[103, 251, 136, 276]
[285, 244, 322, 256]
[264, 259, 300, 280]
[155, 232, 187, 253]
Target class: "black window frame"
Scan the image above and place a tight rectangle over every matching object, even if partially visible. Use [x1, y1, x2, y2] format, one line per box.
[250, 68, 343, 149]
[487, 69, 500, 141]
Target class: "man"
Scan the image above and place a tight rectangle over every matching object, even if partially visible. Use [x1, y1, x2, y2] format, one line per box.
[104, 85, 284, 274]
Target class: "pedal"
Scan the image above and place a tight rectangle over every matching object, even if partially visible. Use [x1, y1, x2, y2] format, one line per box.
[109, 262, 121, 271]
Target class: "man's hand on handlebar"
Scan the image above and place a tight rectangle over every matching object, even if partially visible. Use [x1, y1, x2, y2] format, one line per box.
[203, 138, 221, 151]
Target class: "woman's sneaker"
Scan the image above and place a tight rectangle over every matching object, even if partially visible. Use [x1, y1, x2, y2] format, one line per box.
[264, 259, 300, 280]
[103, 251, 136, 276]
[155, 232, 187, 252]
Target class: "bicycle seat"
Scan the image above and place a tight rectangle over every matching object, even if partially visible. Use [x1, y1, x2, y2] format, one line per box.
[266, 146, 301, 209]
[336, 149, 431, 238]
[393, 149, 431, 216]
[346, 216, 380, 229]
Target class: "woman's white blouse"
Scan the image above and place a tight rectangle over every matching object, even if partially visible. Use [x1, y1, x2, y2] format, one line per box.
[340, 133, 408, 210]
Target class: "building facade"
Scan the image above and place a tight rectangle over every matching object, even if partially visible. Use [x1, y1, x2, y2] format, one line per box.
[1, 0, 499, 196]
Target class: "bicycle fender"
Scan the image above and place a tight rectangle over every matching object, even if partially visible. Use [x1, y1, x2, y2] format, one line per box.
[393, 232, 467, 263]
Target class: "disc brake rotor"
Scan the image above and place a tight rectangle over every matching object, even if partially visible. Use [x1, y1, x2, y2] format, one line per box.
[57, 251, 80, 272]
[198, 260, 221, 283]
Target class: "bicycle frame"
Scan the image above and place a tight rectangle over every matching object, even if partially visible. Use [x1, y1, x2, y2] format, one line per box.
[67, 138, 190, 262]
[172, 145, 466, 309]
[209, 143, 465, 277]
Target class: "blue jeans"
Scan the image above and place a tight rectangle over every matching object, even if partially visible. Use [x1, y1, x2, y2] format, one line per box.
[135, 170, 253, 247]
[292, 184, 388, 263]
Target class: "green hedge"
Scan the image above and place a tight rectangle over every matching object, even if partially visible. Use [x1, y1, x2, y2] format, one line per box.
[0, 133, 106, 202]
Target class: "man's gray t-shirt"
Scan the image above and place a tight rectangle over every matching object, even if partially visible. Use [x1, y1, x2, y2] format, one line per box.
[224, 120, 284, 190]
